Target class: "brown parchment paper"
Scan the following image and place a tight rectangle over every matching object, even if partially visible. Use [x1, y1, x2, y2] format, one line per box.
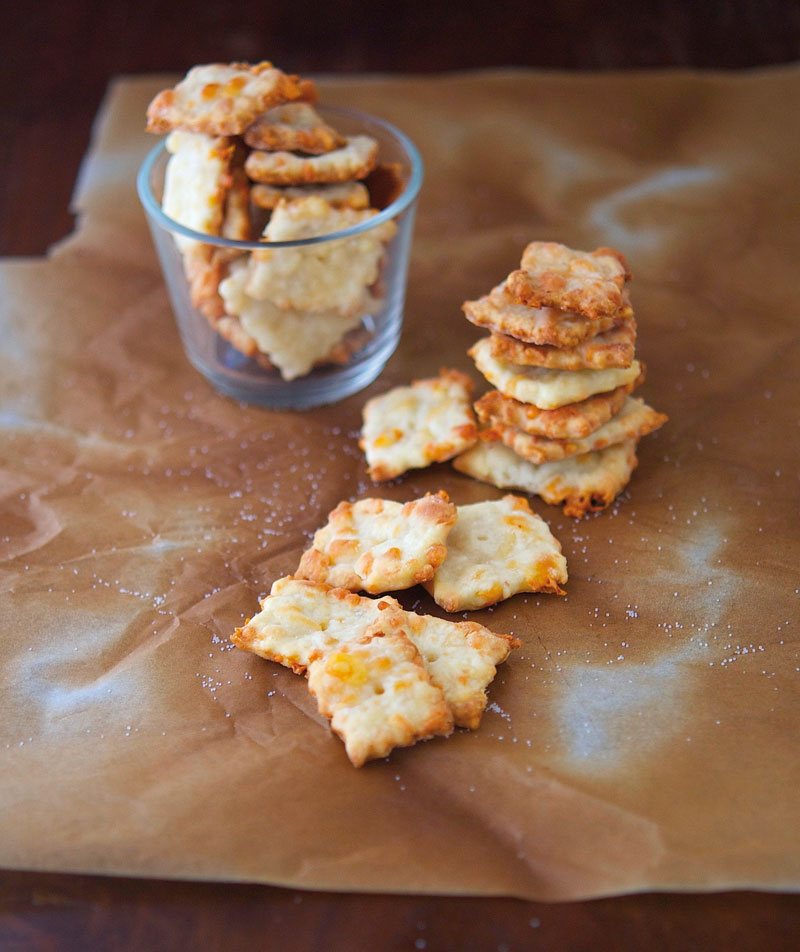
[1, 67, 799, 901]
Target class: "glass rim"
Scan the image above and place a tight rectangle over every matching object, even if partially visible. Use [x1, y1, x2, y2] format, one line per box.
[136, 104, 424, 250]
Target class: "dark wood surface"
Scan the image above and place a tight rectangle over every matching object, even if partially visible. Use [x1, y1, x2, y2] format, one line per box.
[3, 2, 800, 949]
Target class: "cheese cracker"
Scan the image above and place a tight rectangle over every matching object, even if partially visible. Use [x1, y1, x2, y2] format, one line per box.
[462, 283, 621, 349]
[146, 61, 310, 136]
[218, 258, 373, 379]
[244, 135, 379, 185]
[487, 312, 636, 370]
[307, 625, 453, 766]
[360, 369, 478, 482]
[473, 377, 641, 440]
[485, 397, 668, 464]
[469, 337, 641, 409]
[245, 196, 395, 316]
[506, 241, 631, 319]
[453, 438, 639, 518]
[424, 495, 567, 612]
[377, 607, 519, 729]
[162, 131, 235, 253]
[296, 492, 458, 593]
[243, 102, 346, 154]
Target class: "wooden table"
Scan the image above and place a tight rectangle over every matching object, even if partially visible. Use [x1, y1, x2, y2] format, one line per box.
[2, 2, 799, 948]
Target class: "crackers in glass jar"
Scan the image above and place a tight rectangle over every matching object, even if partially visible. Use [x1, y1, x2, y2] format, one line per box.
[146, 61, 401, 380]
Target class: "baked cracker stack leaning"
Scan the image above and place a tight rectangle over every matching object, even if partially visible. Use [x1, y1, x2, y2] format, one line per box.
[146, 61, 401, 381]
[454, 241, 667, 517]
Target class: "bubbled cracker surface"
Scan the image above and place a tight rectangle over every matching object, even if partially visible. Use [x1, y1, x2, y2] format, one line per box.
[232, 578, 517, 732]
[424, 495, 567, 612]
[360, 369, 478, 481]
[296, 493, 457, 594]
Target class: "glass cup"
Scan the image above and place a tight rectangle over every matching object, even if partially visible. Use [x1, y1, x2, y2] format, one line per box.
[137, 106, 423, 409]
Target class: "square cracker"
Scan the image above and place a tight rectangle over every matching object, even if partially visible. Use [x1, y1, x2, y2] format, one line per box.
[473, 375, 642, 440]
[424, 495, 567, 612]
[244, 135, 379, 185]
[487, 311, 636, 371]
[243, 102, 346, 154]
[245, 195, 396, 317]
[469, 337, 641, 410]
[232, 577, 519, 728]
[485, 396, 668, 464]
[360, 369, 478, 482]
[218, 258, 373, 379]
[296, 492, 458, 594]
[146, 61, 310, 136]
[505, 241, 631, 319]
[453, 438, 639, 518]
[307, 625, 454, 766]
[462, 283, 622, 349]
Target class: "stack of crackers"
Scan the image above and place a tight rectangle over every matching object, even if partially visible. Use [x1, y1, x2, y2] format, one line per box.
[454, 241, 668, 517]
[146, 61, 400, 380]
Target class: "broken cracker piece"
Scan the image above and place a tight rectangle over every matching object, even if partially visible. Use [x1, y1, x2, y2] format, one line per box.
[360, 369, 478, 482]
[453, 438, 639, 518]
[296, 492, 457, 594]
[469, 337, 641, 409]
[307, 624, 454, 767]
[146, 61, 310, 136]
[506, 241, 631, 319]
[424, 495, 567, 611]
